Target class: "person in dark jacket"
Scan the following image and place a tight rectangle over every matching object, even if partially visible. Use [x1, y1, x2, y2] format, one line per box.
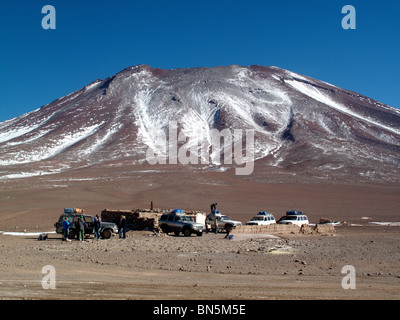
[94, 215, 101, 239]
[210, 203, 217, 214]
[119, 215, 127, 239]
[77, 216, 86, 242]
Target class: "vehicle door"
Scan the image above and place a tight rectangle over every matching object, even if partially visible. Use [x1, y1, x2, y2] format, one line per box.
[84, 215, 94, 234]
[73, 216, 80, 229]
[167, 215, 175, 230]
[206, 215, 214, 228]
[173, 215, 184, 232]
[56, 215, 65, 232]
[217, 216, 227, 228]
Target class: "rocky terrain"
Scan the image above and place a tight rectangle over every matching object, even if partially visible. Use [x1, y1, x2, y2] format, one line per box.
[1, 224, 399, 300]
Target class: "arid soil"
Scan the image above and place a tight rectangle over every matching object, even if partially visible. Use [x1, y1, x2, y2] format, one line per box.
[0, 166, 399, 300]
[1, 226, 399, 300]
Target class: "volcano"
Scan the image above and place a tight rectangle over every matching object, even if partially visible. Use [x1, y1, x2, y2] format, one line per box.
[0, 64, 399, 182]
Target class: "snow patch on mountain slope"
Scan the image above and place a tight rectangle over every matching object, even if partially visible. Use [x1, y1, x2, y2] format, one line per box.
[0, 108, 60, 145]
[0, 169, 63, 180]
[134, 90, 168, 155]
[0, 123, 104, 165]
[0, 115, 48, 144]
[84, 79, 102, 92]
[4, 125, 56, 147]
[79, 122, 122, 157]
[286, 79, 400, 135]
[0, 124, 39, 144]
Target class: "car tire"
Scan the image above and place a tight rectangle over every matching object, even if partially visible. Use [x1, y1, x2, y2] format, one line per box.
[174, 231, 180, 236]
[101, 229, 112, 239]
[68, 229, 76, 239]
[196, 232, 203, 237]
[182, 228, 191, 237]
[161, 225, 169, 234]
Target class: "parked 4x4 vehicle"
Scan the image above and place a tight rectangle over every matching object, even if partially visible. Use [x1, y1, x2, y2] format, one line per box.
[159, 209, 204, 237]
[206, 212, 242, 232]
[246, 211, 276, 226]
[277, 210, 309, 226]
[54, 208, 118, 239]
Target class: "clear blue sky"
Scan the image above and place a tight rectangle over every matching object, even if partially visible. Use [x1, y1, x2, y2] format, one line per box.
[0, 0, 399, 122]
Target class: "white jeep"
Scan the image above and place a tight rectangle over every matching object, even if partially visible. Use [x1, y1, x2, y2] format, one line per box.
[246, 211, 276, 225]
[277, 210, 309, 226]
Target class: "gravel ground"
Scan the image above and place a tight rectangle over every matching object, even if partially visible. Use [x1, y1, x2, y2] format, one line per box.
[1, 225, 399, 300]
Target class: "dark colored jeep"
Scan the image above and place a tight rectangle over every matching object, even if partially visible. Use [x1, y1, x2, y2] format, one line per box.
[158, 209, 204, 237]
[54, 213, 118, 239]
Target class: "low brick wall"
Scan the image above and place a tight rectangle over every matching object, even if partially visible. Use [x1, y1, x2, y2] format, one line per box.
[231, 223, 335, 235]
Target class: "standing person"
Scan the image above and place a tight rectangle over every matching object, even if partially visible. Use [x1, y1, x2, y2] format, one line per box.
[78, 216, 86, 242]
[62, 216, 71, 241]
[119, 215, 127, 239]
[210, 203, 219, 234]
[94, 215, 101, 239]
[205, 214, 210, 233]
[210, 203, 217, 214]
[214, 212, 219, 234]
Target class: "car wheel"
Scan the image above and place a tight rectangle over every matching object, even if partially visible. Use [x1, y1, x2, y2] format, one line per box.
[101, 229, 112, 239]
[196, 232, 203, 237]
[174, 231, 180, 236]
[161, 225, 169, 234]
[182, 228, 191, 237]
[68, 229, 76, 239]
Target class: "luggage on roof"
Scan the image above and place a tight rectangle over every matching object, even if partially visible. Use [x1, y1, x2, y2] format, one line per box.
[64, 208, 84, 214]
[286, 210, 303, 215]
[170, 208, 185, 215]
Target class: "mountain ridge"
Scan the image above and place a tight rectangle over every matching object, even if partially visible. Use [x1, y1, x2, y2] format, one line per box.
[0, 64, 399, 182]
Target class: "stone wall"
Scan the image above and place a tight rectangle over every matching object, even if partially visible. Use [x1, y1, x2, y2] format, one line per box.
[231, 223, 335, 235]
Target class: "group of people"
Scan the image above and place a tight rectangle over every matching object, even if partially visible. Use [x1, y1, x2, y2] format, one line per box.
[62, 214, 103, 242]
[62, 214, 127, 241]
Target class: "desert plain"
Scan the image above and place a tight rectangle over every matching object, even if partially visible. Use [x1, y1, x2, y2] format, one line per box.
[0, 165, 399, 300]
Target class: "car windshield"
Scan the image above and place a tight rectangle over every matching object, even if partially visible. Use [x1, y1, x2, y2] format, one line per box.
[251, 216, 264, 221]
[220, 215, 230, 220]
[180, 216, 194, 222]
[281, 216, 297, 220]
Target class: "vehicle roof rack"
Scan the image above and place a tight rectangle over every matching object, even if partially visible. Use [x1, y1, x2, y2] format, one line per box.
[286, 210, 303, 215]
[169, 208, 185, 215]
